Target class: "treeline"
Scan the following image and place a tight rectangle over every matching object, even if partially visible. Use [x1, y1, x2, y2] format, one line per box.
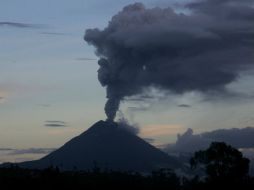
[0, 142, 254, 189]
[0, 166, 253, 190]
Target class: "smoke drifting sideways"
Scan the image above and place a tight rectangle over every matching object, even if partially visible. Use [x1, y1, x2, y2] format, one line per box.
[84, 0, 254, 121]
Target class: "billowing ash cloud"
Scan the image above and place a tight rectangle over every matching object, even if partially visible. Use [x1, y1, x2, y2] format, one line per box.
[84, 0, 254, 121]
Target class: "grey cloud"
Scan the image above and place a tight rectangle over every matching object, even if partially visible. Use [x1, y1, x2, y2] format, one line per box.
[164, 127, 254, 153]
[7, 148, 56, 155]
[202, 127, 254, 148]
[178, 104, 192, 108]
[125, 94, 153, 102]
[127, 106, 149, 112]
[45, 120, 66, 124]
[125, 98, 144, 102]
[0, 148, 13, 151]
[240, 148, 254, 159]
[0, 21, 45, 29]
[40, 32, 71, 36]
[44, 124, 67, 127]
[38, 104, 51, 107]
[165, 128, 210, 153]
[187, 0, 254, 20]
[44, 120, 67, 127]
[75, 57, 97, 61]
[84, 1, 254, 121]
[143, 138, 155, 144]
[117, 117, 140, 135]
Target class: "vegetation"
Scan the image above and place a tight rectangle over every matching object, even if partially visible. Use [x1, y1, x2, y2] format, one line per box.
[1, 142, 254, 189]
[190, 142, 250, 180]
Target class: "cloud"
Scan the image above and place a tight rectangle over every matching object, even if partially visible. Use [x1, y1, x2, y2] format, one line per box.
[178, 104, 192, 108]
[7, 148, 56, 155]
[40, 32, 71, 36]
[0, 21, 45, 29]
[0, 91, 8, 104]
[0, 148, 13, 151]
[84, 0, 254, 121]
[38, 104, 51, 107]
[202, 127, 254, 148]
[240, 148, 254, 159]
[117, 117, 140, 135]
[44, 124, 67, 127]
[124, 94, 154, 102]
[0, 148, 56, 163]
[75, 57, 97, 61]
[164, 126, 254, 153]
[127, 106, 149, 112]
[143, 138, 155, 144]
[0, 97, 4, 103]
[45, 120, 65, 124]
[44, 121, 67, 127]
[140, 124, 184, 137]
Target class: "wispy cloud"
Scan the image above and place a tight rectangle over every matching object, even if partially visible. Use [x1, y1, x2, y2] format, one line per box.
[0, 97, 6, 104]
[140, 124, 184, 137]
[0, 21, 46, 29]
[38, 104, 51, 107]
[0, 148, 13, 151]
[45, 120, 65, 124]
[0, 148, 56, 163]
[44, 120, 67, 127]
[178, 104, 191, 108]
[125, 95, 154, 102]
[45, 124, 67, 127]
[8, 148, 56, 155]
[143, 138, 155, 144]
[0, 90, 8, 104]
[127, 106, 149, 112]
[40, 32, 71, 36]
[75, 57, 97, 61]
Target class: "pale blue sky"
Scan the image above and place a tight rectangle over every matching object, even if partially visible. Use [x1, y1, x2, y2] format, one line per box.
[0, 0, 254, 162]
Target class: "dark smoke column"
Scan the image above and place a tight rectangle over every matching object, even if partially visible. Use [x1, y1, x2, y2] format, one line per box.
[104, 98, 120, 121]
[84, 2, 254, 121]
[97, 58, 122, 121]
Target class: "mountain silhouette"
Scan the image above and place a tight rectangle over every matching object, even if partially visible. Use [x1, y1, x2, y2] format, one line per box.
[7, 120, 181, 172]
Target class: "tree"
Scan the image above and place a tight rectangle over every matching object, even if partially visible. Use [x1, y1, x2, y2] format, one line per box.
[190, 142, 250, 181]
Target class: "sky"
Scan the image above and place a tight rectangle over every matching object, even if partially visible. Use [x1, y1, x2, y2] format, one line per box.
[0, 0, 254, 162]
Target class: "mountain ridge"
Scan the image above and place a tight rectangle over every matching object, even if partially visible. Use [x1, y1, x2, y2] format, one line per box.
[3, 120, 181, 172]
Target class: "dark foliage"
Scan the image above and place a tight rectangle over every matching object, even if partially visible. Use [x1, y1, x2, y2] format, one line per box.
[1, 164, 254, 190]
[190, 142, 250, 180]
[1, 142, 254, 189]
[0, 165, 182, 190]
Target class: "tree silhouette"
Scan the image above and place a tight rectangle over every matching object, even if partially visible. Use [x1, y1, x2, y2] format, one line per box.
[190, 142, 250, 181]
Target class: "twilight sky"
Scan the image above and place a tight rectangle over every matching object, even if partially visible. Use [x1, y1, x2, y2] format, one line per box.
[0, 0, 254, 162]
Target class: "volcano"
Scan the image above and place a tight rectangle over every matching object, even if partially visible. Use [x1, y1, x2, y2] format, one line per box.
[16, 120, 180, 172]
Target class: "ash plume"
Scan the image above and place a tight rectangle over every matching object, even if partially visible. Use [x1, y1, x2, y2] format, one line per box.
[84, 0, 254, 121]
[117, 117, 140, 135]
